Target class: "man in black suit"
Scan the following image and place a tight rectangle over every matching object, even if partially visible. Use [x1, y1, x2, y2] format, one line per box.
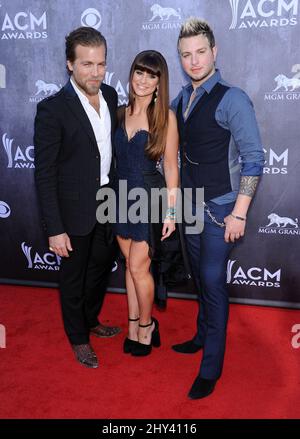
[34, 27, 120, 368]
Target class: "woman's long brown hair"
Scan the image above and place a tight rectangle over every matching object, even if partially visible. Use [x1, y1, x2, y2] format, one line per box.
[127, 50, 169, 161]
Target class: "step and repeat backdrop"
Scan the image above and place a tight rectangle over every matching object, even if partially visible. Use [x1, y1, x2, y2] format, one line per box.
[0, 0, 299, 307]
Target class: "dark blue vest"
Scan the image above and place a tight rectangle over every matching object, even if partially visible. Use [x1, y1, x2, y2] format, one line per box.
[177, 82, 232, 202]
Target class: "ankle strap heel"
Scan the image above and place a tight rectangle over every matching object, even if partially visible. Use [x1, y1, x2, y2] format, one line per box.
[128, 317, 140, 322]
[151, 317, 161, 348]
[131, 317, 161, 356]
[138, 321, 153, 328]
[138, 318, 161, 348]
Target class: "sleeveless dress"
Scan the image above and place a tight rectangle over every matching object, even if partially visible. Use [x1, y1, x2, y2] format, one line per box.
[112, 110, 162, 244]
[112, 107, 192, 303]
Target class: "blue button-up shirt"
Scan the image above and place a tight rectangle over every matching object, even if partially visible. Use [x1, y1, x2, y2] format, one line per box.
[171, 70, 265, 204]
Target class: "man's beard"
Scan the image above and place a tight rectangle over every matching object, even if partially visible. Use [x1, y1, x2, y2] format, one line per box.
[191, 73, 208, 85]
[190, 66, 214, 85]
[75, 77, 101, 96]
[84, 81, 101, 96]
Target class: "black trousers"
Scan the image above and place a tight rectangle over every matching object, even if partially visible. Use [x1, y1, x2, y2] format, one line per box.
[59, 222, 118, 345]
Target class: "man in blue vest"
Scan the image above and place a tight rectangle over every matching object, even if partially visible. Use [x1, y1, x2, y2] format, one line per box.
[171, 17, 265, 399]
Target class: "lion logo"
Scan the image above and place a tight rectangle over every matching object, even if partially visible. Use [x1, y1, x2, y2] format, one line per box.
[35, 80, 61, 96]
[266, 213, 298, 228]
[150, 3, 181, 21]
[273, 74, 300, 92]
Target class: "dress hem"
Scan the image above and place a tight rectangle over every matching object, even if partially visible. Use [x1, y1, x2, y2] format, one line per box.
[115, 233, 148, 244]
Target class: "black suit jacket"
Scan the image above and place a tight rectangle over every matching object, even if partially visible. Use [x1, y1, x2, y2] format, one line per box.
[34, 80, 118, 237]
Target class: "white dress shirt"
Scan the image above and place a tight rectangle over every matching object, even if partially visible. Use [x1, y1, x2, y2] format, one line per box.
[70, 77, 112, 186]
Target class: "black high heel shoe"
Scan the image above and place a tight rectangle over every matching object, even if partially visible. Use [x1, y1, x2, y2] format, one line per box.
[123, 317, 140, 354]
[131, 317, 161, 357]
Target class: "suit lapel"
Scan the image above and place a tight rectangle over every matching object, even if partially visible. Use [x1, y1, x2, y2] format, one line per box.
[100, 83, 117, 183]
[101, 83, 116, 161]
[101, 84, 116, 137]
[63, 80, 98, 149]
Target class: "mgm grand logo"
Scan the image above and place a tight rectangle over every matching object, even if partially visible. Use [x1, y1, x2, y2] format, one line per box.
[265, 64, 300, 101]
[142, 3, 182, 31]
[29, 80, 61, 103]
[259, 212, 300, 236]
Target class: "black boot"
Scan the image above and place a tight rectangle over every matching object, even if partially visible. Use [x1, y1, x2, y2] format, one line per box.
[172, 339, 202, 354]
[188, 375, 217, 399]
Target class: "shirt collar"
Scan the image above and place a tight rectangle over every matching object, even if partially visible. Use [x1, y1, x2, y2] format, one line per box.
[182, 69, 222, 95]
[70, 77, 102, 103]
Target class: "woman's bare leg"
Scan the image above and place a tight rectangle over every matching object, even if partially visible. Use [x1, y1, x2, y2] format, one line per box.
[129, 240, 155, 345]
[117, 236, 139, 341]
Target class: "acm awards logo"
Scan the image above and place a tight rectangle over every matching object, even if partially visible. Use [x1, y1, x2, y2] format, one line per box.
[263, 147, 288, 174]
[0, 200, 11, 218]
[258, 212, 299, 235]
[264, 64, 300, 101]
[1, 9, 47, 40]
[227, 259, 281, 287]
[21, 241, 118, 273]
[29, 80, 62, 103]
[142, 3, 182, 31]
[104, 72, 129, 105]
[2, 133, 34, 169]
[21, 242, 61, 271]
[229, 0, 298, 29]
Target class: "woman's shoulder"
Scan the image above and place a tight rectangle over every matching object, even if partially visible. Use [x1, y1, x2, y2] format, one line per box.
[168, 108, 176, 118]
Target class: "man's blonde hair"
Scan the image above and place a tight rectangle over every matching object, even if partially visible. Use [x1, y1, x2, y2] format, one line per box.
[177, 17, 215, 50]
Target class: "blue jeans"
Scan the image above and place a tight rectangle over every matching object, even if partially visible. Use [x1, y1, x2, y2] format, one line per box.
[184, 200, 235, 380]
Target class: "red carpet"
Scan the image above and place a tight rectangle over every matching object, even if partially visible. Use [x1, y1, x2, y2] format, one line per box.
[0, 284, 299, 419]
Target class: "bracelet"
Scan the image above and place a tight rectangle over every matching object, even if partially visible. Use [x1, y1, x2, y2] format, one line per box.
[230, 213, 246, 221]
[165, 207, 176, 220]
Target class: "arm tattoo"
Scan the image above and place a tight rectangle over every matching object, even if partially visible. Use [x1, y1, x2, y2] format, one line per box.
[239, 176, 259, 197]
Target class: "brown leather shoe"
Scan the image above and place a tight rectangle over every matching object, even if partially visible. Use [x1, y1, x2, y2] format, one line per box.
[72, 343, 99, 368]
[90, 323, 121, 338]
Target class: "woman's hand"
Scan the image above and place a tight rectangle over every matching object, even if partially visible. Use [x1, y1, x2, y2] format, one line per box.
[161, 218, 176, 241]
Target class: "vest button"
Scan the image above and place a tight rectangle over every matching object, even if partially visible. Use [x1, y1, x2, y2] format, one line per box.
[96, 177, 99, 182]
[96, 155, 99, 159]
